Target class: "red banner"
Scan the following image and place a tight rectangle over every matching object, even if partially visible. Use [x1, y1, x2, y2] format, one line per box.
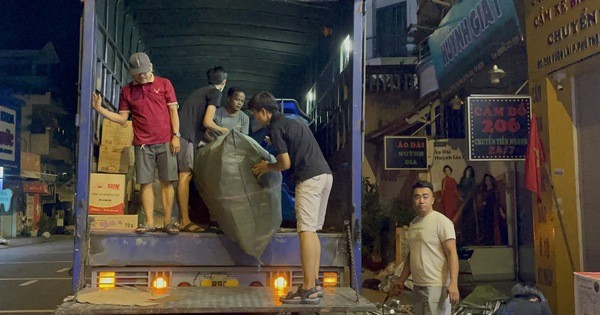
[525, 115, 545, 201]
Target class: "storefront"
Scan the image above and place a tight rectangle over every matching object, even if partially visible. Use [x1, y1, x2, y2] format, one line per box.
[421, 0, 532, 283]
[525, 1, 600, 314]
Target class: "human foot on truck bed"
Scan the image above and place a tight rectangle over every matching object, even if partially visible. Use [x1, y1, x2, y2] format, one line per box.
[179, 222, 204, 233]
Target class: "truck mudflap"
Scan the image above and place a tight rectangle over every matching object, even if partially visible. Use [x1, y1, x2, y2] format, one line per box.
[55, 286, 376, 314]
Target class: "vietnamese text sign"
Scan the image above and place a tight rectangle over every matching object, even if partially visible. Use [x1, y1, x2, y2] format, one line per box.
[428, 0, 519, 90]
[0, 105, 17, 162]
[384, 136, 428, 170]
[467, 96, 531, 160]
[526, 0, 600, 75]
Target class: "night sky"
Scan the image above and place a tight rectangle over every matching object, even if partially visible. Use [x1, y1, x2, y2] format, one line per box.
[0, 0, 82, 112]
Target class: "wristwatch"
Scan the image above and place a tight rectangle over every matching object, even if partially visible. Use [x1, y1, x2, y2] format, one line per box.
[173, 132, 181, 138]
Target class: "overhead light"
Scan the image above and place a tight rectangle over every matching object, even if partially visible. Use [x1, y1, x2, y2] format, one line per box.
[451, 95, 463, 110]
[553, 71, 566, 91]
[431, 0, 452, 7]
[342, 35, 352, 53]
[488, 65, 506, 85]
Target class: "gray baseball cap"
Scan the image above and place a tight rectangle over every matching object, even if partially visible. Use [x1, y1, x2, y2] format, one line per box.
[128, 52, 152, 75]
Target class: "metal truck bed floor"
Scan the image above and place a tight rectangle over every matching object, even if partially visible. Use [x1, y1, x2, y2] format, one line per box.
[55, 286, 376, 314]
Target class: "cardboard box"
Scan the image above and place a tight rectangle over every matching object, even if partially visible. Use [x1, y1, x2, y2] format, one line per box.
[575, 272, 600, 315]
[89, 173, 126, 215]
[89, 214, 138, 232]
[98, 145, 130, 174]
[101, 119, 133, 147]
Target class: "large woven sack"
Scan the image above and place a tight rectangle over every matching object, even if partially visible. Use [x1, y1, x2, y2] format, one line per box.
[193, 129, 282, 259]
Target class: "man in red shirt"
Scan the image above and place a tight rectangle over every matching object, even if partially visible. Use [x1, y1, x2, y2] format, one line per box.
[92, 52, 181, 234]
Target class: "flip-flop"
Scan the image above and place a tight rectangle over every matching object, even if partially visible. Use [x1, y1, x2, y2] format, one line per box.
[164, 223, 180, 235]
[135, 223, 156, 234]
[179, 222, 205, 233]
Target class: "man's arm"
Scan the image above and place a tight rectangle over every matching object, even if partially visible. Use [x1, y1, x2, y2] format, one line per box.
[388, 254, 411, 297]
[251, 153, 291, 178]
[443, 238, 460, 305]
[92, 92, 128, 124]
[203, 105, 228, 134]
[168, 103, 180, 154]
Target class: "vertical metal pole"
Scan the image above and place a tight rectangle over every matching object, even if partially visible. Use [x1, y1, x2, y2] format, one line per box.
[72, 0, 96, 294]
[351, 0, 364, 293]
[512, 161, 520, 281]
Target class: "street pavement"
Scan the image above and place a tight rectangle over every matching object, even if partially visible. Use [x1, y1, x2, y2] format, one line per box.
[0, 235, 73, 314]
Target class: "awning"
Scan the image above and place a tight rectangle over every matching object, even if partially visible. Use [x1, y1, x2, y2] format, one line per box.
[365, 91, 438, 143]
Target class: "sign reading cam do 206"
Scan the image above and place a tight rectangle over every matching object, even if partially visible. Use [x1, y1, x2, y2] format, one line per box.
[384, 136, 428, 170]
[467, 96, 531, 161]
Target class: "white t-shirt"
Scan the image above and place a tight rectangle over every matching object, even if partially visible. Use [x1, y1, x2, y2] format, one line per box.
[407, 210, 456, 286]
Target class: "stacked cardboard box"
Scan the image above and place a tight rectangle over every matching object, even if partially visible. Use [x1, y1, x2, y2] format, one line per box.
[89, 173, 127, 215]
[574, 272, 600, 315]
[97, 120, 133, 174]
[90, 119, 137, 231]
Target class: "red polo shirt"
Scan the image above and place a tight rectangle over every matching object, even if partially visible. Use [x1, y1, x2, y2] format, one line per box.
[118, 76, 177, 145]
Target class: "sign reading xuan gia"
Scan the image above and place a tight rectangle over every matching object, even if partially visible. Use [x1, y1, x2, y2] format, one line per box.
[467, 96, 531, 160]
[384, 136, 428, 170]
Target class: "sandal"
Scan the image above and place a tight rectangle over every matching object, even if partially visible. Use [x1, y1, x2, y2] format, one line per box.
[164, 223, 180, 235]
[179, 222, 205, 233]
[316, 280, 324, 297]
[135, 223, 156, 234]
[280, 286, 320, 305]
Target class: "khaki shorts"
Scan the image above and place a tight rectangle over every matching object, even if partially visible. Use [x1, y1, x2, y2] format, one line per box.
[176, 138, 195, 172]
[412, 285, 451, 315]
[295, 173, 333, 232]
[134, 143, 178, 184]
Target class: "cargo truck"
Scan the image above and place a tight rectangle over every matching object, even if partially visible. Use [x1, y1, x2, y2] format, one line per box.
[57, 0, 371, 313]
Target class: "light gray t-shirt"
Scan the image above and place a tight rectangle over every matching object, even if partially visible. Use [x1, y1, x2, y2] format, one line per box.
[407, 210, 456, 286]
[214, 107, 250, 135]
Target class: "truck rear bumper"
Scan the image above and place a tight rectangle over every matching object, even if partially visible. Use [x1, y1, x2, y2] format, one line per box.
[55, 286, 376, 314]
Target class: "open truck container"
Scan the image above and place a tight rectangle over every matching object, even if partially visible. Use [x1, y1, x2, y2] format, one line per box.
[57, 0, 371, 313]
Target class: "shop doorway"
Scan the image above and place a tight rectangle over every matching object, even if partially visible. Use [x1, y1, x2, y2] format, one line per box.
[574, 60, 600, 270]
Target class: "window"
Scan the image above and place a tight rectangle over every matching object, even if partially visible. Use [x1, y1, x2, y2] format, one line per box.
[376, 3, 408, 57]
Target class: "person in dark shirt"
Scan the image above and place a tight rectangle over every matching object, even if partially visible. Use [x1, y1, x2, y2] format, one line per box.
[250, 91, 333, 304]
[496, 283, 552, 315]
[176, 66, 227, 232]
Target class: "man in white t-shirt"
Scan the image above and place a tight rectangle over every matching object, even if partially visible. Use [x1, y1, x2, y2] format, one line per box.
[389, 180, 460, 315]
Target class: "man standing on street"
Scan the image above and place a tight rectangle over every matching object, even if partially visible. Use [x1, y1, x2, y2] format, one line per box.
[389, 180, 460, 314]
[92, 52, 180, 235]
[250, 91, 332, 305]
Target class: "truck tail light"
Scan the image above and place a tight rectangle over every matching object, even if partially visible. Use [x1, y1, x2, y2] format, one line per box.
[322, 272, 338, 287]
[98, 271, 115, 289]
[273, 276, 287, 290]
[150, 272, 170, 295]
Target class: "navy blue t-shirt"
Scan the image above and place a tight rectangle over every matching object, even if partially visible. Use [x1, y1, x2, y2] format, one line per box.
[178, 85, 222, 144]
[268, 112, 331, 181]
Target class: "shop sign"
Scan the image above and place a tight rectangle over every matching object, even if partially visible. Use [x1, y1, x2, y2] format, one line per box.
[428, 0, 520, 90]
[467, 96, 531, 160]
[384, 136, 428, 170]
[23, 181, 49, 194]
[527, 0, 600, 74]
[0, 104, 20, 175]
[0, 188, 13, 213]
